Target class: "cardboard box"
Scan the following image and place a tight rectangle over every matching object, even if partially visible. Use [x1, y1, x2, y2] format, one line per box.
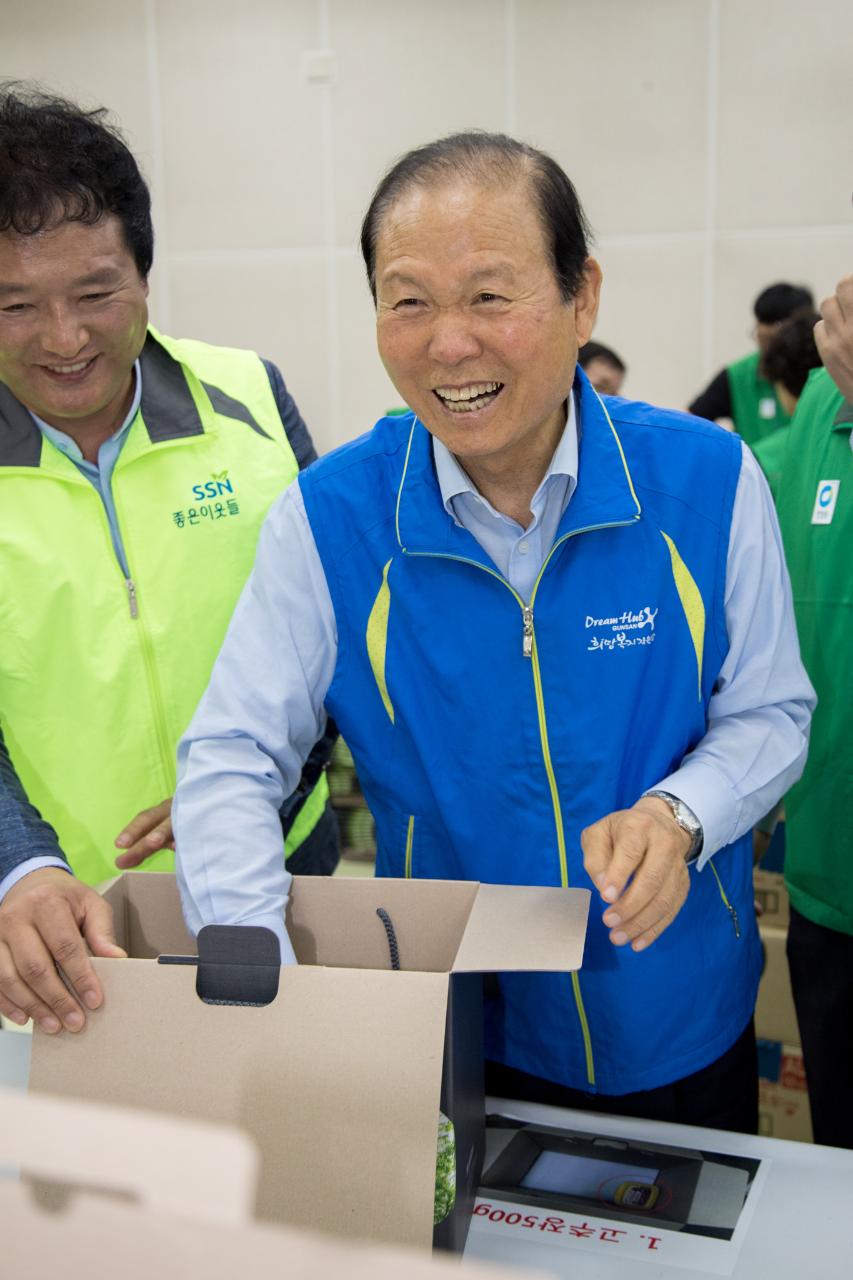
[755, 923, 800, 1046]
[0, 1088, 539, 1280]
[757, 1041, 812, 1144]
[30, 872, 588, 1254]
[754, 868, 789, 928]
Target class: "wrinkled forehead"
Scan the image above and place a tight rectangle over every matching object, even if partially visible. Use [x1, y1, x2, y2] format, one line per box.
[374, 173, 549, 279]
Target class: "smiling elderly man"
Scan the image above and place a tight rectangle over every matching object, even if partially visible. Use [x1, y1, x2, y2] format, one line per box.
[175, 133, 815, 1132]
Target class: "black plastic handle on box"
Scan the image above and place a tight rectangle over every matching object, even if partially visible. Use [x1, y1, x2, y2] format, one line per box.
[157, 924, 281, 1007]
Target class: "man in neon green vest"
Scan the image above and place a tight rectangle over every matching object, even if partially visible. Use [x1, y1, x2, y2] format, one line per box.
[0, 86, 336, 1036]
[689, 282, 813, 448]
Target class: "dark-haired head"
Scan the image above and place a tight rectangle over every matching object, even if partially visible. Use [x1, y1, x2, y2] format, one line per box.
[762, 310, 822, 400]
[0, 82, 153, 277]
[360, 131, 591, 304]
[578, 341, 626, 374]
[753, 282, 814, 325]
[578, 340, 627, 396]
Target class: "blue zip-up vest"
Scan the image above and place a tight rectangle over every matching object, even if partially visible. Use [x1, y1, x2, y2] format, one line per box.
[300, 369, 761, 1095]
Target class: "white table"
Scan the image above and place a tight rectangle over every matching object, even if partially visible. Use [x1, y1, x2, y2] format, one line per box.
[464, 1098, 853, 1278]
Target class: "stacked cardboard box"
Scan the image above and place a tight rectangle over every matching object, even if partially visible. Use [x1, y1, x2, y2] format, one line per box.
[755, 915, 811, 1143]
[753, 822, 789, 928]
[757, 1040, 811, 1144]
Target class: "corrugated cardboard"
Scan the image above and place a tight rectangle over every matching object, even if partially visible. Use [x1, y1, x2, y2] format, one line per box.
[757, 1041, 812, 1144]
[754, 868, 789, 928]
[30, 872, 588, 1254]
[0, 1088, 539, 1280]
[0, 1085, 256, 1224]
[755, 923, 800, 1046]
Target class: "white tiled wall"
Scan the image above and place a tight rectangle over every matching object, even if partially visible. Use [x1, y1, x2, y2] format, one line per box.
[5, 0, 853, 447]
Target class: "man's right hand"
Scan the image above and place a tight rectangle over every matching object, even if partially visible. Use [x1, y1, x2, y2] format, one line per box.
[0, 868, 126, 1034]
[815, 274, 853, 401]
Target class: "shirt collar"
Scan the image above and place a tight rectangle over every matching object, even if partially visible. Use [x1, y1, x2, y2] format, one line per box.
[29, 360, 142, 462]
[432, 391, 579, 517]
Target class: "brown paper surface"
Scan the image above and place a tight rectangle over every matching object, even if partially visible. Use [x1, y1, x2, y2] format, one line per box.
[453, 884, 589, 973]
[30, 961, 449, 1249]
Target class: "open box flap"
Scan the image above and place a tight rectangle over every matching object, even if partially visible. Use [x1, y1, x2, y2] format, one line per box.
[0, 1086, 256, 1225]
[451, 884, 589, 973]
[0, 1182, 543, 1280]
[286, 875, 479, 971]
[30, 959, 451, 1250]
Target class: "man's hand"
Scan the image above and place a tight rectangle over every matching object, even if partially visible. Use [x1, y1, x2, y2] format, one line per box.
[815, 275, 853, 401]
[581, 796, 692, 951]
[114, 798, 174, 869]
[0, 868, 126, 1033]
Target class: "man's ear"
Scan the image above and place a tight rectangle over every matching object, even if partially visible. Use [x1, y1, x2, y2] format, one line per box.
[573, 257, 603, 347]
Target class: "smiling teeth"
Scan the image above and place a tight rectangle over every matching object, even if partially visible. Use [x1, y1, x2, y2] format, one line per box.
[434, 381, 500, 402]
[46, 360, 90, 373]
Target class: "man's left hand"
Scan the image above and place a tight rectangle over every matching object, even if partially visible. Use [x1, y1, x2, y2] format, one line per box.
[815, 274, 853, 401]
[581, 796, 692, 951]
[114, 798, 175, 869]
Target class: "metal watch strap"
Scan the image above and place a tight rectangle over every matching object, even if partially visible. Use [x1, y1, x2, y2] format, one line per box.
[643, 789, 704, 863]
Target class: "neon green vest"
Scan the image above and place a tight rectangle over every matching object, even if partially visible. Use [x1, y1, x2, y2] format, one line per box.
[727, 350, 792, 448]
[0, 328, 327, 885]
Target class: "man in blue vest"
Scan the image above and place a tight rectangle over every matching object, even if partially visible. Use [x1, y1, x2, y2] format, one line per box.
[175, 133, 815, 1132]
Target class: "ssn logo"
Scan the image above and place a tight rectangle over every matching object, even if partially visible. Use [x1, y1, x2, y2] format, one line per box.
[192, 470, 234, 501]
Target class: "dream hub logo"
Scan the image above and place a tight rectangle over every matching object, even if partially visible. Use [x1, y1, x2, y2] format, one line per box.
[192, 470, 235, 501]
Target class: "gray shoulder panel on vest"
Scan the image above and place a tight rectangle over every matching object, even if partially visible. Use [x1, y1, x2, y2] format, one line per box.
[0, 383, 43, 467]
[139, 334, 205, 442]
[200, 381, 272, 440]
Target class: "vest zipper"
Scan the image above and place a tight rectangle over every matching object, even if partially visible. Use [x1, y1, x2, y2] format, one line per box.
[522, 606, 534, 658]
[708, 860, 741, 938]
[112, 491, 176, 794]
[406, 514, 638, 1089]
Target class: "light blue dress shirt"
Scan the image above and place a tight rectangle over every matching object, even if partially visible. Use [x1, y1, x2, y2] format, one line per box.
[33, 362, 142, 576]
[174, 401, 816, 958]
[0, 365, 142, 902]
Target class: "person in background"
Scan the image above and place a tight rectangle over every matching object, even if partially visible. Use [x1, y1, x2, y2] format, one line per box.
[689, 282, 814, 447]
[0, 85, 337, 1038]
[577, 340, 626, 396]
[753, 310, 822, 501]
[774, 275, 853, 1149]
[174, 131, 814, 1134]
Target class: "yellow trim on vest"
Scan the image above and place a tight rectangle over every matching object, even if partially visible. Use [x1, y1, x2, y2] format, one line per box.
[395, 421, 417, 551]
[366, 559, 395, 724]
[660, 530, 705, 701]
[404, 815, 415, 878]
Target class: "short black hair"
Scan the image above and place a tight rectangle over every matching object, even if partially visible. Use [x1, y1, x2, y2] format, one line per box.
[754, 282, 814, 325]
[0, 82, 153, 277]
[761, 310, 822, 398]
[360, 130, 591, 304]
[578, 340, 626, 374]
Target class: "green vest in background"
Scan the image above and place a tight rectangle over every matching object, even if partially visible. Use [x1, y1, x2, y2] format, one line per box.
[727, 350, 792, 448]
[752, 424, 790, 504]
[775, 368, 853, 935]
[0, 328, 327, 885]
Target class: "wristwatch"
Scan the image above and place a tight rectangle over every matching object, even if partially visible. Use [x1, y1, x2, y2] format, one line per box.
[643, 790, 704, 864]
